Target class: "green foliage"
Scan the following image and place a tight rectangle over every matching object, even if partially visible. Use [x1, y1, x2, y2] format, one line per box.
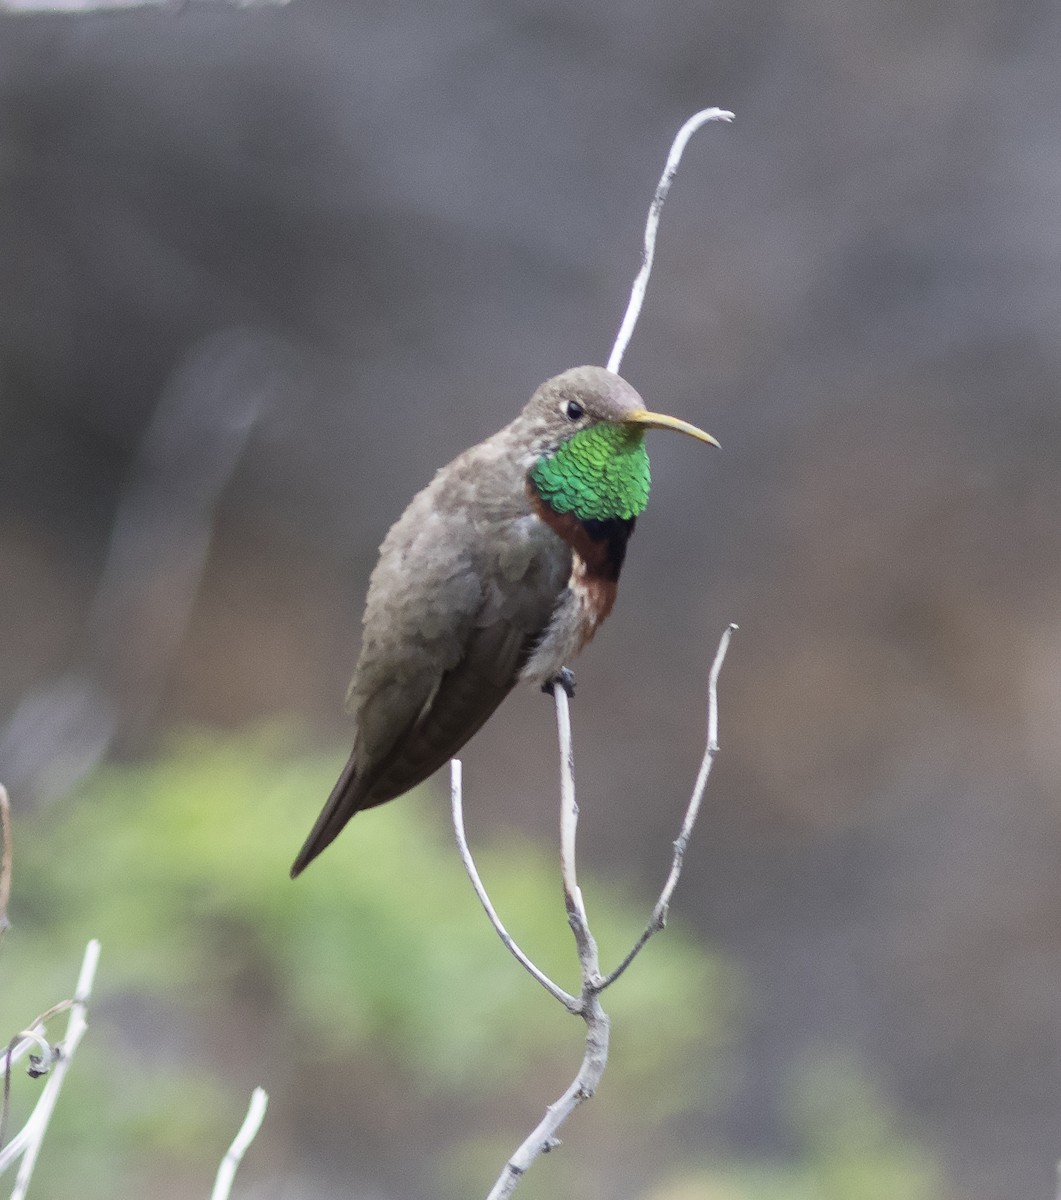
[644, 1055, 943, 1200]
[783, 1053, 943, 1200]
[1, 733, 943, 1198]
[1, 730, 728, 1193]
[22, 731, 723, 1085]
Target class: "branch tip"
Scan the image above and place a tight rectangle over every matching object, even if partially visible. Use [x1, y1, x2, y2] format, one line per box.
[596, 623, 735, 993]
[1, 939, 101, 1195]
[607, 106, 734, 375]
[210, 1087, 269, 1200]
[480, 107, 735, 1194]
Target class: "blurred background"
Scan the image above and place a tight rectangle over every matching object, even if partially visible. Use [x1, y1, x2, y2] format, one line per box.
[2, 1, 1061, 1197]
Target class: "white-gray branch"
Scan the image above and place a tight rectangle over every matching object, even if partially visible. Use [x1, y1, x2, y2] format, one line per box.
[0, 939, 101, 1198]
[482, 679, 612, 1200]
[607, 107, 734, 376]
[461, 624, 735, 1200]
[451, 760, 579, 1011]
[210, 1087, 269, 1200]
[596, 622, 737, 991]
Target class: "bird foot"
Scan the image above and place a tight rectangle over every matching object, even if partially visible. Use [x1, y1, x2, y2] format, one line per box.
[542, 667, 576, 699]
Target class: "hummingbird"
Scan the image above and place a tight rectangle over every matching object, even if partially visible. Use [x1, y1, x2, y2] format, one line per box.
[291, 365, 717, 877]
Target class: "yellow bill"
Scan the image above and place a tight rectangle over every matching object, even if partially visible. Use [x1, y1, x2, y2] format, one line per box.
[624, 409, 720, 448]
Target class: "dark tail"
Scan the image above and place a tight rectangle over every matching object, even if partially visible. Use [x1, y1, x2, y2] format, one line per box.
[290, 752, 362, 878]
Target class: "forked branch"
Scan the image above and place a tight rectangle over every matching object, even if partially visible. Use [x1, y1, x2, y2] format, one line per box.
[451, 104, 735, 1199]
[0, 938, 101, 1198]
[0, 788, 266, 1200]
[452, 624, 735, 1199]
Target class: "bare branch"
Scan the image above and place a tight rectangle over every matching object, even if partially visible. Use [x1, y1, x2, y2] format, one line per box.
[553, 686, 600, 986]
[477, 110, 735, 1198]
[0, 1000, 77, 1157]
[475, 624, 736, 1198]
[0, 940, 101, 1196]
[483, 689, 611, 1200]
[210, 1087, 269, 1200]
[0, 785, 10, 942]
[597, 623, 736, 992]
[485, 992, 610, 1200]
[607, 108, 734, 376]
[451, 760, 579, 1011]
[5, 1000, 76, 1072]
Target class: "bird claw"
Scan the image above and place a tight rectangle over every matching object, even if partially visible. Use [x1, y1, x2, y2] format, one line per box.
[542, 667, 576, 699]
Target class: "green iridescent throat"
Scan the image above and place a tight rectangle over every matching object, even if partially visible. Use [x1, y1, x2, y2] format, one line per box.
[530, 423, 651, 522]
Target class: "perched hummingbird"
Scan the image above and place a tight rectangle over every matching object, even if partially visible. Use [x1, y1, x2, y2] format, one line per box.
[291, 365, 717, 876]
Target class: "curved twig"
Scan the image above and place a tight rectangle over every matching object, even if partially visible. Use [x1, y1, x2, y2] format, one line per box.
[0, 1000, 75, 1158]
[451, 761, 579, 1011]
[607, 107, 734, 375]
[0, 940, 101, 1195]
[473, 108, 736, 1198]
[210, 1087, 269, 1200]
[476, 626, 736, 1198]
[484, 687, 610, 1200]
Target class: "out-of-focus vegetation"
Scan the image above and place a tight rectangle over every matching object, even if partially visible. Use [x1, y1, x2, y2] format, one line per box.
[1, 733, 939, 1197]
[643, 1058, 942, 1200]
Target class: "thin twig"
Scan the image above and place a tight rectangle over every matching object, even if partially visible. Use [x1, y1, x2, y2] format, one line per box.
[553, 686, 600, 985]
[484, 992, 609, 1200]
[487, 627, 736, 1193]
[210, 1087, 269, 1200]
[0, 940, 101, 1197]
[597, 623, 736, 992]
[0, 784, 11, 942]
[479, 109, 734, 1197]
[8, 1001, 77, 1061]
[607, 107, 734, 375]
[0, 1000, 76, 1159]
[1, 1021, 61, 1158]
[451, 761, 579, 1011]
[484, 688, 610, 1200]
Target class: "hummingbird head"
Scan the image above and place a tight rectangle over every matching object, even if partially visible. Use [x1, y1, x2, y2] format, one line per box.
[521, 366, 719, 450]
[524, 365, 718, 523]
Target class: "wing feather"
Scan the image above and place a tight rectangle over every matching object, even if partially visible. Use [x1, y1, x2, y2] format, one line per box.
[291, 436, 572, 876]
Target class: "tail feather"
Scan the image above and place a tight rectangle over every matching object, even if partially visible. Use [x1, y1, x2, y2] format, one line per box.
[290, 752, 362, 878]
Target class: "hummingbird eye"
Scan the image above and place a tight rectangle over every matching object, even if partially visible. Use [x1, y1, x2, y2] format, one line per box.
[564, 399, 585, 422]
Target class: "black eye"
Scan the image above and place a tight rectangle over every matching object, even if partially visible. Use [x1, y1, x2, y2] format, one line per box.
[565, 400, 585, 421]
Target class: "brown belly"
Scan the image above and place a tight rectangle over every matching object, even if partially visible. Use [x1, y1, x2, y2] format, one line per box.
[569, 553, 618, 649]
[527, 486, 624, 634]
[517, 485, 630, 683]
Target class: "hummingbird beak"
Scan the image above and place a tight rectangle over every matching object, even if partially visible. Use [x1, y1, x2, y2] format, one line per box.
[624, 409, 721, 448]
